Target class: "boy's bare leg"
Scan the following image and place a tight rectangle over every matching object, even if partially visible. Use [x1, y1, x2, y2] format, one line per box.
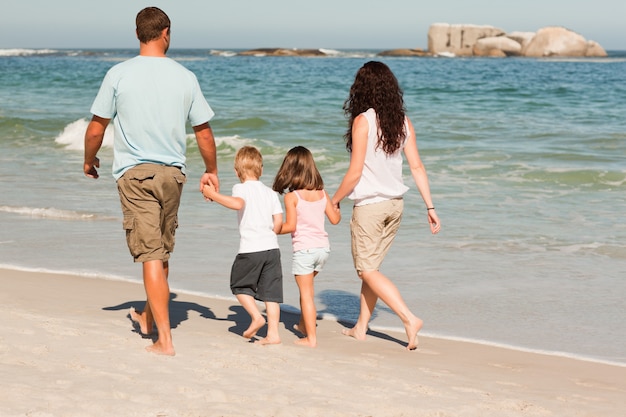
[255, 301, 281, 345]
[236, 293, 266, 339]
[142, 259, 175, 356]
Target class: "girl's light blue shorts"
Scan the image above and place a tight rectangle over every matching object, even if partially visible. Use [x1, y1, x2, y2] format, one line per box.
[291, 247, 330, 276]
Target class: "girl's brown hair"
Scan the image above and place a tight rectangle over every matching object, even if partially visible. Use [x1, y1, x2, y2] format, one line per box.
[272, 146, 324, 194]
[343, 61, 407, 155]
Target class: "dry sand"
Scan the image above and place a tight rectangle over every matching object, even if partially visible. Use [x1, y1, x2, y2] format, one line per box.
[1, 267, 624, 417]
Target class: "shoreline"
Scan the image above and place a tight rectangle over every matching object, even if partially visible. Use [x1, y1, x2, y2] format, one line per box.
[2, 266, 625, 416]
[2, 264, 624, 369]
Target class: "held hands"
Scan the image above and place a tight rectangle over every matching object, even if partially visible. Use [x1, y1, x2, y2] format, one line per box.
[202, 179, 217, 201]
[200, 172, 219, 201]
[83, 156, 100, 179]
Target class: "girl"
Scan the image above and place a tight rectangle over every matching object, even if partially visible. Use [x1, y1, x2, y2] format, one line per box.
[331, 61, 441, 350]
[273, 146, 341, 347]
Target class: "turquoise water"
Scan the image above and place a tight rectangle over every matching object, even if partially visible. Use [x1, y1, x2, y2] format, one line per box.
[1, 48, 625, 364]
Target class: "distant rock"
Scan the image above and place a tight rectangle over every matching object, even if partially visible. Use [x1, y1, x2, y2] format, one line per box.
[523, 26, 607, 57]
[377, 48, 430, 57]
[238, 48, 327, 57]
[428, 24, 506, 57]
[427, 24, 607, 58]
[473, 36, 522, 57]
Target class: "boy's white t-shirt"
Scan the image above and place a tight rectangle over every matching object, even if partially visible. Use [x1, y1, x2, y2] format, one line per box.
[232, 180, 282, 254]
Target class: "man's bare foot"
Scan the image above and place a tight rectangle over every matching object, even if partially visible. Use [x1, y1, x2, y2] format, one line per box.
[342, 326, 367, 341]
[254, 336, 281, 345]
[294, 337, 316, 348]
[129, 307, 154, 335]
[145, 340, 175, 356]
[243, 316, 266, 339]
[405, 317, 424, 351]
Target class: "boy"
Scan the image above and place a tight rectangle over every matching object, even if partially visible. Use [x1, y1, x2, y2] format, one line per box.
[203, 146, 283, 345]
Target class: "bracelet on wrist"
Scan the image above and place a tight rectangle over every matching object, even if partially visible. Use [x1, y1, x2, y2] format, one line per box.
[427, 207, 435, 211]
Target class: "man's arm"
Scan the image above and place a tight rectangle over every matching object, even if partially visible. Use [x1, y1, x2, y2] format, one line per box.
[83, 115, 110, 179]
[194, 122, 219, 193]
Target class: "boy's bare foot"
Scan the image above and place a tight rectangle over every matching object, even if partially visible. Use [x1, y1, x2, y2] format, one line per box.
[342, 326, 367, 341]
[254, 336, 281, 346]
[243, 316, 266, 339]
[129, 307, 154, 335]
[294, 337, 316, 348]
[405, 317, 424, 351]
[145, 340, 175, 356]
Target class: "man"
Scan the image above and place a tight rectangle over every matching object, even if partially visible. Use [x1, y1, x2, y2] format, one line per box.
[83, 7, 219, 356]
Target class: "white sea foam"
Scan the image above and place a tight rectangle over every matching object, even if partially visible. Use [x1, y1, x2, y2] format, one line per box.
[55, 119, 114, 150]
[0, 48, 58, 56]
[0, 205, 117, 221]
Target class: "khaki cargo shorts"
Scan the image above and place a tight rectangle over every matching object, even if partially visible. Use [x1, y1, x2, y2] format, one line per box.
[117, 164, 186, 263]
[350, 198, 403, 273]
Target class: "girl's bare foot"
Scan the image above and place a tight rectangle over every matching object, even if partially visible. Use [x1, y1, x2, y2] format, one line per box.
[293, 323, 307, 336]
[145, 340, 175, 356]
[243, 316, 266, 339]
[294, 337, 316, 348]
[129, 307, 154, 335]
[405, 317, 424, 351]
[254, 336, 281, 345]
[341, 326, 367, 341]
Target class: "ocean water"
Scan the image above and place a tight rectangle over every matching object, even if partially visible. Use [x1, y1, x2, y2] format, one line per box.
[1, 48, 625, 365]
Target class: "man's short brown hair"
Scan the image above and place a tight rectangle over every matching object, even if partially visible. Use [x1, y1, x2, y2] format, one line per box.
[136, 7, 170, 43]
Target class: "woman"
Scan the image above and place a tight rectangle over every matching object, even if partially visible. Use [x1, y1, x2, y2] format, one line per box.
[332, 61, 441, 350]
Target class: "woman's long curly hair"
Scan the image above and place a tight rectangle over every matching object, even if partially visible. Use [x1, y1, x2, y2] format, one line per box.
[343, 61, 406, 155]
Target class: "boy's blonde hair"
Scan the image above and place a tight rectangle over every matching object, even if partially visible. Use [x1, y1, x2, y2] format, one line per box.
[234, 146, 263, 179]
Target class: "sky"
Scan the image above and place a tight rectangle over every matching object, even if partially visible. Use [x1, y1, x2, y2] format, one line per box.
[1, 0, 625, 50]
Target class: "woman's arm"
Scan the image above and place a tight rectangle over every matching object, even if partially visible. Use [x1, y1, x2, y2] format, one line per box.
[331, 114, 368, 206]
[403, 117, 441, 234]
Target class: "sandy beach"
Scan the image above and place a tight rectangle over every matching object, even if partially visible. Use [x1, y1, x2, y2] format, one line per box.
[1, 267, 624, 417]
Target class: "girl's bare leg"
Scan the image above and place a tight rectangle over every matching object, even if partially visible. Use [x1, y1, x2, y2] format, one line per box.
[294, 272, 317, 347]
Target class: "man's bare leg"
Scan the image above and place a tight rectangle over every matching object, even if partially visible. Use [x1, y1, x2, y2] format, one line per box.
[236, 293, 266, 339]
[129, 261, 169, 335]
[255, 301, 281, 345]
[142, 259, 175, 356]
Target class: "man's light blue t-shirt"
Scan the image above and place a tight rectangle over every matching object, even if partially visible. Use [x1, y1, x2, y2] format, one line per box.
[90, 56, 214, 180]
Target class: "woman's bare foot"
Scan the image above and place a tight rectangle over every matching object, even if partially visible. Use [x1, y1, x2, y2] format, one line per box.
[405, 317, 424, 351]
[254, 336, 281, 346]
[243, 316, 266, 339]
[294, 337, 316, 348]
[145, 340, 175, 356]
[341, 326, 367, 341]
[129, 307, 154, 335]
